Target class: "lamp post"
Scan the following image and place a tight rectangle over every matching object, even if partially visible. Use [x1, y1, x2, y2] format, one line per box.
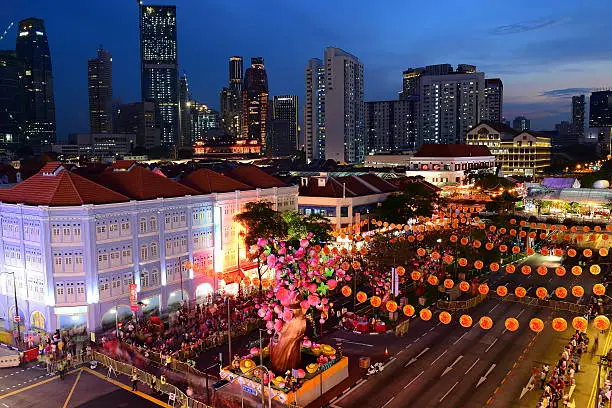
[203, 362, 221, 405]
[1, 272, 20, 346]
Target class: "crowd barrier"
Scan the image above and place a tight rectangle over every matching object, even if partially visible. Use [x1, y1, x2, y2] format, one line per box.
[502, 294, 589, 314]
[437, 294, 487, 311]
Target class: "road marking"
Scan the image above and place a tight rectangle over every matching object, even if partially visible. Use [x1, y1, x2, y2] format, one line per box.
[485, 338, 498, 353]
[517, 310, 524, 318]
[381, 396, 395, 408]
[477, 364, 496, 388]
[453, 332, 467, 345]
[501, 329, 507, 335]
[465, 358, 480, 374]
[332, 338, 374, 347]
[439, 381, 459, 402]
[83, 368, 171, 407]
[430, 350, 447, 366]
[62, 369, 82, 408]
[404, 347, 430, 367]
[489, 304, 498, 313]
[429, 326, 435, 332]
[442, 355, 463, 377]
[403, 371, 424, 389]
[0, 368, 79, 400]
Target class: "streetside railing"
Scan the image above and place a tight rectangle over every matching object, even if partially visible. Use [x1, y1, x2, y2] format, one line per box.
[501, 294, 589, 314]
[437, 294, 487, 312]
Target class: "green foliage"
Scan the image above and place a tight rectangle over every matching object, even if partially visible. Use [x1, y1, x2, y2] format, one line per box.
[376, 183, 442, 224]
[234, 201, 288, 249]
[472, 173, 513, 191]
[485, 192, 520, 214]
[283, 211, 332, 244]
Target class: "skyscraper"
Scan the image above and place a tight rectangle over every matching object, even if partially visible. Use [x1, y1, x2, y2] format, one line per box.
[272, 95, 298, 152]
[115, 101, 161, 149]
[178, 75, 193, 146]
[229, 56, 243, 94]
[483, 78, 503, 123]
[570, 95, 585, 144]
[241, 57, 269, 146]
[365, 99, 419, 154]
[0, 50, 24, 146]
[16, 17, 56, 149]
[512, 116, 531, 132]
[589, 91, 612, 127]
[139, 4, 179, 146]
[220, 56, 242, 138]
[304, 47, 364, 163]
[88, 47, 113, 134]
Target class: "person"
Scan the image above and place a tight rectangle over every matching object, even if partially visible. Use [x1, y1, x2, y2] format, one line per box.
[131, 369, 138, 391]
[58, 360, 66, 380]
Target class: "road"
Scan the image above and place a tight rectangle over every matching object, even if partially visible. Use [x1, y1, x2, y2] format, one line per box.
[329, 253, 599, 408]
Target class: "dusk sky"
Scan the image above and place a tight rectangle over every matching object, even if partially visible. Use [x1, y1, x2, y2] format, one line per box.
[4, 0, 612, 139]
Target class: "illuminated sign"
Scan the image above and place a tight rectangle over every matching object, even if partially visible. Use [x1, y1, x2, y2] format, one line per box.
[54, 306, 88, 315]
[129, 283, 138, 311]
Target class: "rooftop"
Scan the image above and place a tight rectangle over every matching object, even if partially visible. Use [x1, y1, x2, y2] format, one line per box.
[414, 144, 493, 158]
[299, 173, 398, 198]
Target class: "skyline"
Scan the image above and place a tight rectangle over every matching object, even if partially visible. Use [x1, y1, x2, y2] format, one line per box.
[4, 0, 612, 139]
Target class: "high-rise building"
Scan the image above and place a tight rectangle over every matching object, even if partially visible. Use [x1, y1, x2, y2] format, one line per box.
[512, 116, 530, 132]
[365, 99, 419, 154]
[304, 47, 364, 163]
[268, 120, 291, 157]
[241, 57, 268, 146]
[0, 50, 24, 146]
[16, 18, 56, 150]
[115, 101, 161, 149]
[229, 56, 243, 94]
[571, 95, 585, 143]
[139, 4, 179, 146]
[589, 91, 612, 127]
[220, 87, 240, 137]
[272, 95, 298, 152]
[399, 68, 424, 99]
[88, 47, 113, 134]
[483, 78, 503, 123]
[178, 75, 193, 147]
[191, 103, 219, 141]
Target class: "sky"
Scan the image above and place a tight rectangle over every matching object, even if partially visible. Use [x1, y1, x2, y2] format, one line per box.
[4, 0, 612, 139]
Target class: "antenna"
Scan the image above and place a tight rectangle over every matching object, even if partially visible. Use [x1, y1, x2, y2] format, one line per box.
[0, 22, 14, 41]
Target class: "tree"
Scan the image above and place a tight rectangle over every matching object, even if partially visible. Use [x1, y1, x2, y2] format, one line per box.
[234, 202, 288, 291]
[376, 183, 441, 223]
[283, 211, 332, 245]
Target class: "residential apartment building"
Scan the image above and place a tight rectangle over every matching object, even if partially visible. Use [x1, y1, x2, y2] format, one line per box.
[364, 99, 419, 153]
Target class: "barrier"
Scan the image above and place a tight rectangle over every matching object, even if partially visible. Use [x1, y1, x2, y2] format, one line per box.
[501, 294, 589, 314]
[437, 294, 487, 312]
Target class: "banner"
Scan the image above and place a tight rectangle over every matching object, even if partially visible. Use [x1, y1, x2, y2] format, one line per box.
[129, 283, 138, 311]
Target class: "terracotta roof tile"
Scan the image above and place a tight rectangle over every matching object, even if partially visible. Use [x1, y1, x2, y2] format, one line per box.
[181, 169, 251, 194]
[226, 165, 286, 188]
[356, 174, 398, 193]
[109, 160, 137, 171]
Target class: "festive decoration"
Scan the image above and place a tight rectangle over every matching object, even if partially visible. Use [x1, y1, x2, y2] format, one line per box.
[439, 311, 452, 325]
[535, 287, 548, 299]
[515, 287, 527, 298]
[590, 265, 601, 275]
[555, 287, 568, 299]
[458, 258, 468, 267]
[505, 318, 519, 332]
[555, 266, 566, 277]
[411, 271, 422, 281]
[536, 266, 547, 276]
[529, 318, 544, 333]
[396, 266, 406, 276]
[496, 286, 508, 297]
[386, 301, 398, 313]
[341, 286, 352, 297]
[444, 279, 454, 289]
[370, 296, 382, 308]
[521, 265, 532, 275]
[459, 281, 470, 292]
[593, 284, 606, 296]
[572, 316, 588, 331]
[600, 248, 609, 257]
[571, 286, 585, 298]
[567, 248, 576, 257]
[478, 284, 490, 295]
[571, 266, 582, 276]
[479, 316, 493, 330]
[356, 291, 368, 303]
[403, 304, 415, 317]
[490, 262, 500, 272]
[594, 315, 610, 331]
[552, 318, 567, 332]
[460, 314, 473, 328]
[420, 308, 432, 321]
[474, 260, 484, 270]
[427, 275, 439, 286]
[583, 248, 593, 258]
[505, 264, 516, 274]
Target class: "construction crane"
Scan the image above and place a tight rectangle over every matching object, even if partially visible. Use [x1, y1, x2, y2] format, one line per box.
[0, 22, 14, 41]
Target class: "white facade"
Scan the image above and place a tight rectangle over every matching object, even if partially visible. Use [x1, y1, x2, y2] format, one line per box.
[406, 154, 496, 186]
[0, 187, 297, 334]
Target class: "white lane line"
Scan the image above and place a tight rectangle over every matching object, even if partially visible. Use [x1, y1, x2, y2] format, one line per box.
[429, 326, 435, 332]
[489, 304, 498, 313]
[439, 381, 459, 402]
[332, 338, 374, 347]
[485, 338, 498, 353]
[333, 376, 369, 404]
[465, 358, 480, 374]
[403, 370, 425, 389]
[381, 396, 395, 408]
[430, 350, 447, 366]
[501, 329, 507, 335]
[517, 310, 524, 318]
[453, 332, 467, 345]
[2, 403, 8, 407]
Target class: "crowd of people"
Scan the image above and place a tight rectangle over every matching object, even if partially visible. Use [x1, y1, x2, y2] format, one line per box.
[536, 330, 587, 407]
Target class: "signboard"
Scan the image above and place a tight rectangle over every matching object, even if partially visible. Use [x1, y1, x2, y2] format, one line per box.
[13, 315, 20, 323]
[168, 393, 175, 401]
[242, 385, 258, 396]
[90, 332, 96, 342]
[129, 283, 138, 311]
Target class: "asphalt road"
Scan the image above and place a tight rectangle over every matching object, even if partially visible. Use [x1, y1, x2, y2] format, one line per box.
[330, 254, 600, 408]
[0, 363, 52, 396]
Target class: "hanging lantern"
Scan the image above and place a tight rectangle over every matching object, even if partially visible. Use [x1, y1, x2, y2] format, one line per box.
[386, 300, 398, 313]
[474, 260, 484, 270]
[419, 308, 432, 321]
[554, 266, 566, 277]
[457, 258, 467, 267]
[571, 266, 582, 276]
[584, 248, 593, 257]
[479, 316, 493, 330]
[590, 264, 601, 275]
[431, 252, 441, 261]
[505, 264, 516, 274]
[600, 248, 609, 257]
[552, 317, 568, 332]
[521, 265, 532, 275]
[536, 266, 548, 276]
[459, 281, 470, 292]
[539, 232, 547, 240]
[555, 287, 568, 299]
[512, 245, 521, 254]
[526, 248, 535, 256]
[403, 304, 415, 317]
[594, 315, 610, 331]
[593, 284, 606, 296]
[527, 231, 535, 239]
[460, 237, 469, 246]
[571, 285, 584, 298]
[443, 279, 454, 289]
[427, 275, 439, 286]
[459, 314, 473, 328]
[505, 317, 519, 332]
[572, 316, 588, 331]
[356, 291, 367, 303]
[567, 248, 577, 257]
[499, 244, 508, 253]
[535, 287, 548, 299]
[370, 296, 382, 308]
[341, 286, 352, 297]
[489, 225, 497, 232]
[510, 218, 517, 225]
[490, 262, 500, 272]
[396, 266, 406, 276]
[554, 248, 564, 257]
[540, 248, 550, 256]
[417, 248, 426, 257]
[529, 318, 544, 333]
[496, 286, 508, 297]
[417, 234, 424, 241]
[473, 240, 482, 249]
[510, 229, 517, 236]
[478, 284, 489, 295]
[408, 236, 415, 243]
[485, 242, 494, 251]
[515, 287, 527, 298]
[450, 235, 458, 243]
[443, 255, 454, 264]
[439, 311, 452, 325]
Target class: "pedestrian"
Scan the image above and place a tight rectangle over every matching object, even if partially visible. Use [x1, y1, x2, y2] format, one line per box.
[131, 369, 138, 391]
[541, 370, 548, 389]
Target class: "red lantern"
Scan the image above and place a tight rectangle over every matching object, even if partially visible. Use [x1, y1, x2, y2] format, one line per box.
[593, 284, 606, 296]
[505, 318, 519, 332]
[420, 308, 432, 321]
[590, 265, 601, 275]
[478, 284, 489, 295]
[439, 311, 452, 325]
[571, 265, 582, 276]
[515, 287, 527, 298]
[496, 286, 508, 297]
[459, 314, 473, 328]
[535, 287, 548, 299]
[555, 287, 568, 299]
[536, 266, 548, 276]
[356, 291, 367, 303]
[411, 271, 422, 281]
[479, 316, 493, 330]
[490, 262, 500, 272]
[572, 316, 588, 331]
[443, 279, 454, 289]
[386, 301, 398, 313]
[594, 315, 610, 331]
[474, 260, 484, 270]
[403, 304, 415, 317]
[571, 285, 584, 298]
[341, 286, 352, 297]
[552, 318, 567, 332]
[505, 264, 516, 274]
[521, 265, 531, 275]
[370, 296, 382, 308]
[459, 281, 470, 292]
[529, 318, 544, 332]
[458, 258, 468, 267]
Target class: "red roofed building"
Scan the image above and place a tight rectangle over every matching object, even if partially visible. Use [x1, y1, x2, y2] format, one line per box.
[225, 165, 286, 189]
[181, 169, 251, 194]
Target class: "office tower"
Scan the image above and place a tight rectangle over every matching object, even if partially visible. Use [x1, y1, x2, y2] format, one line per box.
[139, 4, 179, 146]
[241, 57, 269, 146]
[483, 78, 503, 123]
[0, 50, 24, 146]
[16, 18, 56, 149]
[115, 101, 161, 149]
[589, 91, 612, 127]
[268, 120, 291, 157]
[220, 87, 240, 137]
[365, 99, 419, 154]
[272, 95, 298, 152]
[178, 75, 194, 146]
[304, 47, 364, 163]
[229, 56, 243, 94]
[399, 68, 424, 99]
[512, 116, 530, 132]
[571, 95, 585, 143]
[304, 58, 325, 161]
[554, 121, 572, 146]
[191, 103, 219, 141]
[88, 47, 113, 134]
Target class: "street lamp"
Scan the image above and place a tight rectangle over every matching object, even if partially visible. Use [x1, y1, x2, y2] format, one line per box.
[0, 271, 20, 346]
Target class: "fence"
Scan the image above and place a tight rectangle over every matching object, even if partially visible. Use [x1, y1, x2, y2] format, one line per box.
[501, 294, 589, 314]
[437, 294, 487, 312]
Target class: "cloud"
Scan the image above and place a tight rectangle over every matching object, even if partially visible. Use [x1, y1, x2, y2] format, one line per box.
[539, 88, 592, 99]
[489, 18, 565, 35]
